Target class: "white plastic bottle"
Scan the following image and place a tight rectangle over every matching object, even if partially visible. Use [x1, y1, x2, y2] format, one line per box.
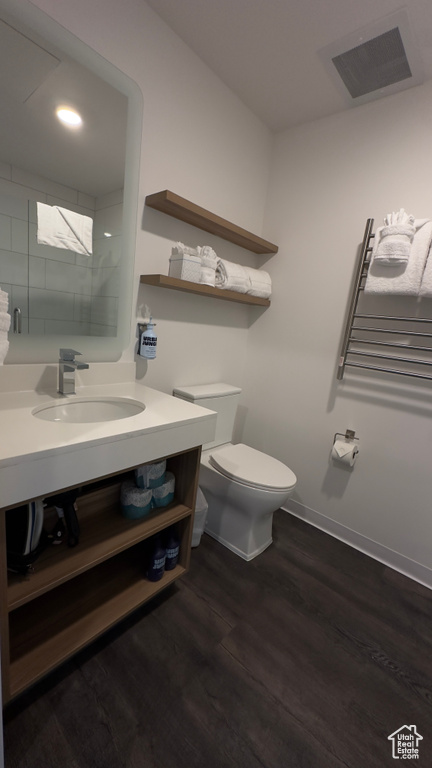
[140, 317, 157, 359]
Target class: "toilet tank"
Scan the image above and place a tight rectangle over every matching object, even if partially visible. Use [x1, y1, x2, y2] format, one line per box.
[173, 383, 241, 450]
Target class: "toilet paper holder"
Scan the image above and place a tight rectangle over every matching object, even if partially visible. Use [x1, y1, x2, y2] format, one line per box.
[333, 429, 358, 444]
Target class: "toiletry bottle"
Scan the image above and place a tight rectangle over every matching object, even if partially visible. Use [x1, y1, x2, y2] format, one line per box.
[147, 534, 166, 581]
[140, 317, 157, 359]
[165, 525, 180, 571]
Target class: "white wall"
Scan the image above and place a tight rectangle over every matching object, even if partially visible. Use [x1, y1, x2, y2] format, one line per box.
[28, 0, 272, 395]
[241, 80, 432, 586]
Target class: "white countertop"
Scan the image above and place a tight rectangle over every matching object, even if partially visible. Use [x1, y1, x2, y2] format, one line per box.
[0, 381, 216, 508]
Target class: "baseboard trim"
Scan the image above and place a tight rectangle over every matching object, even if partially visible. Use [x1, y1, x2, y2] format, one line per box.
[282, 499, 432, 591]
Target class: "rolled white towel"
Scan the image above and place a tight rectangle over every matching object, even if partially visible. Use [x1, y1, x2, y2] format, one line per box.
[215, 259, 248, 293]
[0, 337, 9, 364]
[0, 312, 11, 333]
[243, 266, 272, 299]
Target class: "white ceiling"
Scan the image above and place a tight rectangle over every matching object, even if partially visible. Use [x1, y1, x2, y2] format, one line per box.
[145, 0, 432, 131]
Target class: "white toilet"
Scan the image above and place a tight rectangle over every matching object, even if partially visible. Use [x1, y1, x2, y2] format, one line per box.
[173, 383, 297, 561]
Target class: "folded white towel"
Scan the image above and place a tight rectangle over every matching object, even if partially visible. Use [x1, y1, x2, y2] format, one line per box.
[373, 209, 415, 266]
[0, 312, 11, 333]
[198, 245, 218, 286]
[215, 259, 248, 293]
[0, 337, 9, 364]
[171, 241, 199, 258]
[374, 224, 416, 265]
[243, 266, 272, 298]
[365, 219, 432, 295]
[37, 202, 93, 256]
[0, 288, 9, 311]
[200, 266, 216, 286]
[199, 246, 218, 267]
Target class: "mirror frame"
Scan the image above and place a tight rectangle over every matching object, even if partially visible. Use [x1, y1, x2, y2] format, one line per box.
[0, 0, 143, 363]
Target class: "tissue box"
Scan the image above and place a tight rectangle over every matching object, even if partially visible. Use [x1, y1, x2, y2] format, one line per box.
[169, 254, 201, 282]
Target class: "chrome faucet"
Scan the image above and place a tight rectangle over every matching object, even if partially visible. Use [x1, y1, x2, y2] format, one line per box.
[58, 349, 89, 395]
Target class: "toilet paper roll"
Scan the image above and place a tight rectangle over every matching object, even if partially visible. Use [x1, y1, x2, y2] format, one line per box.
[331, 439, 359, 467]
[152, 471, 175, 508]
[135, 460, 167, 489]
[120, 479, 153, 519]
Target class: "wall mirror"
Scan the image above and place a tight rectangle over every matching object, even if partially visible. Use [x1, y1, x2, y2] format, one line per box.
[0, 0, 142, 363]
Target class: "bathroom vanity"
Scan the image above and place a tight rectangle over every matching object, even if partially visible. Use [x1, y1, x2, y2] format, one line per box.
[0, 382, 216, 705]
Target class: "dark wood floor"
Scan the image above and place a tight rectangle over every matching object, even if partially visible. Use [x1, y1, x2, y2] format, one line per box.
[4, 510, 432, 767]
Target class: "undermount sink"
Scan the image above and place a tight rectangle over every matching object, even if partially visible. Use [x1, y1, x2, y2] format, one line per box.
[32, 396, 145, 423]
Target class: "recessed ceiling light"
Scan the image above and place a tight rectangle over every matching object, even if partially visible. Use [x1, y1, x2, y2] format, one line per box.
[56, 107, 82, 128]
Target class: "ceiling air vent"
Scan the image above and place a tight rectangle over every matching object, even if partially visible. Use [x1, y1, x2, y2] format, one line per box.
[332, 27, 411, 99]
[319, 10, 424, 107]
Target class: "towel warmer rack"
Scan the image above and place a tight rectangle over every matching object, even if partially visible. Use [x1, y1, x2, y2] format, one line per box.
[337, 218, 432, 382]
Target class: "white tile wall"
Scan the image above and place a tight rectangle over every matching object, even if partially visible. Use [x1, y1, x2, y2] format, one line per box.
[90, 295, 118, 327]
[46, 260, 93, 295]
[29, 256, 46, 289]
[74, 294, 92, 323]
[93, 204, 123, 238]
[11, 286, 29, 318]
[12, 168, 79, 205]
[29, 288, 75, 321]
[92, 234, 122, 268]
[89, 323, 117, 337]
[0, 174, 122, 336]
[44, 319, 92, 335]
[11, 218, 28, 253]
[0, 250, 28, 285]
[0, 192, 28, 219]
[92, 267, 120, 298]
[0, 215, 12, 250]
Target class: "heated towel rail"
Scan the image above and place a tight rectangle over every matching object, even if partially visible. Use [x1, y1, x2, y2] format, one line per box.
[337, 218, 432, 382]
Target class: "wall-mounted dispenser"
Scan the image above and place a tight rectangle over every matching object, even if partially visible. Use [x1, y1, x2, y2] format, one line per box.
[331, 429, 359, 467]
[138, 318, 157, 359]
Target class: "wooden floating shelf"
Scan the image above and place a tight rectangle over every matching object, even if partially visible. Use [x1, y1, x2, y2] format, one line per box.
[145, 190, 278, 255]
[140, 274, 270, 307]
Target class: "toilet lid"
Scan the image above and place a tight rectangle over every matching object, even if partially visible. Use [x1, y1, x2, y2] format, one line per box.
[209, 443, 297, 492]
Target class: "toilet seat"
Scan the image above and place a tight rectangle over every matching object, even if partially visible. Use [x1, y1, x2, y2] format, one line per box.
[208, 443, 297, 492]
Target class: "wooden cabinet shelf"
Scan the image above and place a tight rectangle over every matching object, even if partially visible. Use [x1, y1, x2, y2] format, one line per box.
[1, 446, 200, 703]
[8, 486, 191, 611]
[145, 190, 278, 255]
[9, 549, 185, 699]
[140, 274, 270, 307]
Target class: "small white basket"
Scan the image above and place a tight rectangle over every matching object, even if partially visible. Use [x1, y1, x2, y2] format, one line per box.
[169, 254, 201, 282]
